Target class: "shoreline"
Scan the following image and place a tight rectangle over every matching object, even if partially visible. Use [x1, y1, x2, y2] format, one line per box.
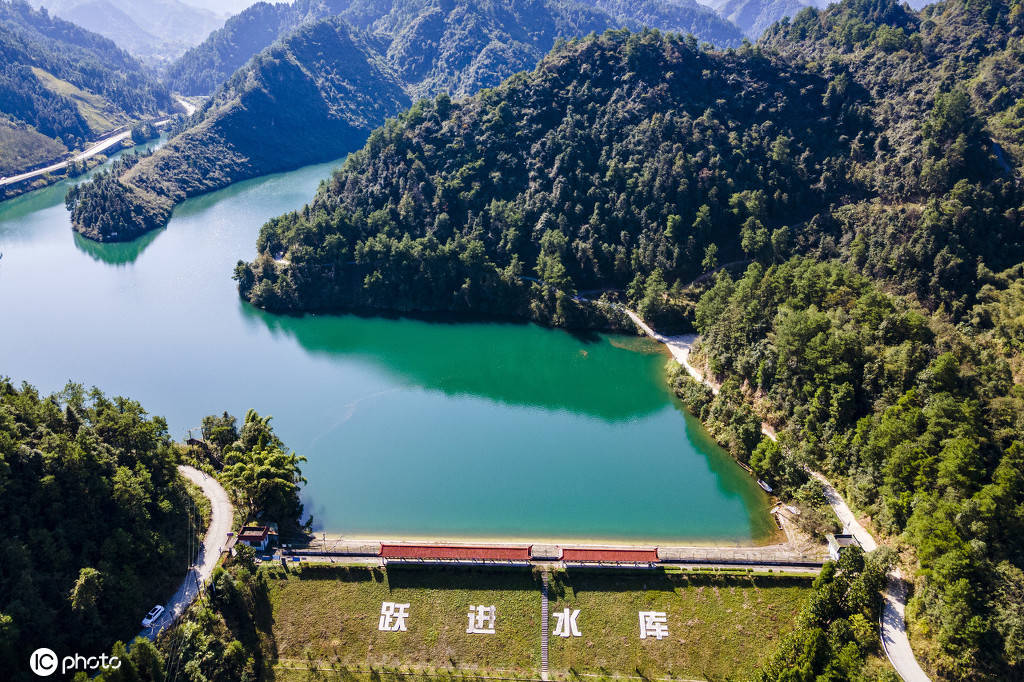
[312, 530, 787, 549]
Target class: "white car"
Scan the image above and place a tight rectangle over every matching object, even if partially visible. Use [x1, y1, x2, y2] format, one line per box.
[141, 605, 165, 627]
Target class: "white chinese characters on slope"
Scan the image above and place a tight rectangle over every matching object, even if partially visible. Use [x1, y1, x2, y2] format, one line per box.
[378, 602, 410, 632]
[467, 605, 497, 634]
[376, 602, 666, 641]
[552, 608, 581, 637]
[638, 611, 669, 640]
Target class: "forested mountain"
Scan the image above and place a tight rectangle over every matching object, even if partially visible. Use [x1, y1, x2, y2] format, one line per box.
[164, 0, 351, 96]
[0, 379, 201, 675]
[684, 257, 1024, 681]
[711, 0, 808, 37]
[229, 0, 1024, 327]
[0, 0, 171, 175]
[30, 0, 226, 65]
[68, 0, 745, 242]
[761, 0, 1024, 318]
[235, 29, 867, 322]
[231, 2, 1024, 676]
[67, 17, 408, 241]
[166, 0, 743, 97]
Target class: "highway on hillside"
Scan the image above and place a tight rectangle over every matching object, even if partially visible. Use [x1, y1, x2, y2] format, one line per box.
[627, 310, 932, 682]
[0, 93, 200, 189]
[0, 117, 171, 188]
[140, 465, 233, 641]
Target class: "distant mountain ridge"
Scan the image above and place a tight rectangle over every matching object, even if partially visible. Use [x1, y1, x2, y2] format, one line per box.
[710, 0, 809, 37]
[68, 0, 747, 241]
[165, 0, 352, 95]
[166, 0, 745, 96]
[30, 0, 226, 64]
[0, 0, 170, 175]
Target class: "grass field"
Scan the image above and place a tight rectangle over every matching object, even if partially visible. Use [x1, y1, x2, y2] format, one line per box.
[267, 564, 542, 675]
[263, 564, 813, 681]
[0, 117, 67, 175]
[547, 569, 811, 681]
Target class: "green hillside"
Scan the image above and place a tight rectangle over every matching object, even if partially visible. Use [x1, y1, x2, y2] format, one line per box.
[67, 17, 408, 241]
[164, 0, 352, 96]
[0, 0, 170, 174]
[68, 0, 746, 242]
[0, 379, 201, 675]
[234, 29, 867, 325]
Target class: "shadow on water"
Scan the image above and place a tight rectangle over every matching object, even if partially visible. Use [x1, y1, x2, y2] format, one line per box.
[170, 155, 348, 221]
[237, 300, 669, 421]
[72, 228, 164, 266]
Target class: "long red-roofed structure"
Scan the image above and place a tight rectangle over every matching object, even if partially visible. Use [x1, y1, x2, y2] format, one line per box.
[561, 547, 659, 563]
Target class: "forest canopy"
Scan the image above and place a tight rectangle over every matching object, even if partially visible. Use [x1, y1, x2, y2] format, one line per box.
[236, 28, 867, 326]
[0, 379, 198, 671]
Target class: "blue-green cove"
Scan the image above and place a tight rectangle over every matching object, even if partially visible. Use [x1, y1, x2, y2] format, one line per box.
[0, 145, 775, 544]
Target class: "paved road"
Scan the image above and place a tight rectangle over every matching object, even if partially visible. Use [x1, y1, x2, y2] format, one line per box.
[806, 471, 928, 679]
[174, 95, 197, 117]
[626, 311, 931, 682]
[881, 567, 931, 681]
[140, 465, 233, 640]
[0, 117, 171, 187]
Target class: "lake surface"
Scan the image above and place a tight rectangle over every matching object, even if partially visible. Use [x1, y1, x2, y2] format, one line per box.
[0, 145, 775, 544]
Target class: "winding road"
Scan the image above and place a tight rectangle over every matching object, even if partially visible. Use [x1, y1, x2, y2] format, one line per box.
[140, 465, 233, 640]
[625, 310, 930, 682]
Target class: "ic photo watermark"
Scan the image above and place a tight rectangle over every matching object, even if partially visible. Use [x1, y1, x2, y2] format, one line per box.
[29, 647, 121, 677]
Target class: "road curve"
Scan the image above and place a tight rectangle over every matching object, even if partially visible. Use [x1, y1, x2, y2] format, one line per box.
[140, 465, 233, 640]
[173, 94, 197, 117]
[625, 311, 930, 682]
[807, 471, 928, 680]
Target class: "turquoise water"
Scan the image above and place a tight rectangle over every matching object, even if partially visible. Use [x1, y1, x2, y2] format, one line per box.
[0, 147, 774, 543]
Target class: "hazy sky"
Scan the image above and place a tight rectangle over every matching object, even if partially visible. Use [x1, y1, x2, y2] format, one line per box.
[177, 0, 290, 15]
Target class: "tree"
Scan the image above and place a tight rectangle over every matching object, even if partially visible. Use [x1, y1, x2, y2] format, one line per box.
[702, 243, 719, 272]
[536, 228, 572, 292]
[221, 411, 307, 531]
[201, 411, 239, 452]
[69, 567, 102, 615]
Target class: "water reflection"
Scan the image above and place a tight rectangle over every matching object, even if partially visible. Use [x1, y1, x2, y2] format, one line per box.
[239, 301, 669, 421]
[72, 229, 164, 265]
[0, 137, 166, 244]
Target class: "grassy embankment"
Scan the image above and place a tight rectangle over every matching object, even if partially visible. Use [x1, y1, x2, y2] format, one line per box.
[265, 564, 814, 681]
[31, 66, 130, 133]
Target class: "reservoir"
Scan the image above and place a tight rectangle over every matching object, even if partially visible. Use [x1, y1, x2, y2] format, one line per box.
[0, 145, 775, 543]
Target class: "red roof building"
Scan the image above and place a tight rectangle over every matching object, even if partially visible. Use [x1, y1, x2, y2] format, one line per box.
[379, 544, 532, 561]
[561, 547, 659, 563]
